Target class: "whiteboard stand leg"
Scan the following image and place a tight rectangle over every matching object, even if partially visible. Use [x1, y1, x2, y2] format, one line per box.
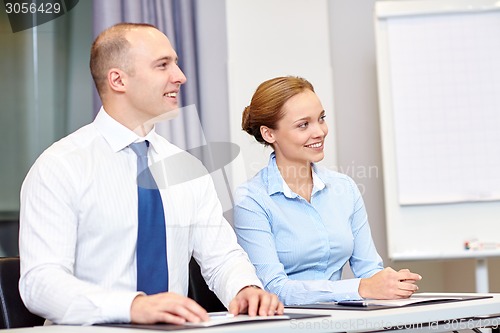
[475, 259, 489, 293]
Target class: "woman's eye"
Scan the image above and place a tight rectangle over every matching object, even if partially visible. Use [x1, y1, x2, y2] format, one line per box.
[298, 122, 308, 128]
[320, 115, 326, 121]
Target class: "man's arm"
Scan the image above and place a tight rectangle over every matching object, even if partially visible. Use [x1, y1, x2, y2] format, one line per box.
[190, 173, 283, 315]
[19, 154, 137, 324]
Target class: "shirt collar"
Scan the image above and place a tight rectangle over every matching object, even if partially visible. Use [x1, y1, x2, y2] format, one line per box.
[266, 152, 326, 198]
[266, 153, 285, 196]
[311, 164, 326, 195]
[93, 107, 162, 154]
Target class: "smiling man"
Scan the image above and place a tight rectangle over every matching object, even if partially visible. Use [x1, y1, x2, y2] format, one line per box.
[19, 23, 283, 325]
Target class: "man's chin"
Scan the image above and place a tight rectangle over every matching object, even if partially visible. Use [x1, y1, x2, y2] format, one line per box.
[145, 107, 181, 126]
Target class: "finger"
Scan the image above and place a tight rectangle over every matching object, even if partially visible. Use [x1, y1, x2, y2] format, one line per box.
[394, 283, 415, 298]
[277, 301, 285, 315]
[166, 305, 203, 323]
[184, 299, 210, 322]
[157, 312, 187, 325]
[166, 300, 209, 323]
[186, 301, 210, 322]
[267, 295, 281, 316]
[401, 279, 418, 284]
[246, 293, 260, 317]
[256, 293, 271, 316]
[229, 297, 249, 316]
[399, 281, 419, 292]
[228, 299, 239, 316]
[398, 272, 422, 281]
[397, 289, 415, 298]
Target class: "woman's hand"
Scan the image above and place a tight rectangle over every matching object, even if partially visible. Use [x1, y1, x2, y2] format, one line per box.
[358, 267, 422, 299]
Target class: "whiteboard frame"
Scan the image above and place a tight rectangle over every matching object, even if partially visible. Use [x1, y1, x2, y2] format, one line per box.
[376, 0, 500, 18]
[374, 0, 500, 262]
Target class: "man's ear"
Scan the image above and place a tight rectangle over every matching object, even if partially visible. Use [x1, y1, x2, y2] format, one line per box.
[260, 126, 276, 145]
[107, 68, 127, 93]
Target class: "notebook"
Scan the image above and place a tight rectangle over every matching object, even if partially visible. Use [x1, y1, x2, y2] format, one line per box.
[287, 294, 492, 311]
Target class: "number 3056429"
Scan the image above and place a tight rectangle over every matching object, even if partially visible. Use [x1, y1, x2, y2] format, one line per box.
[5, 2, 61, 14]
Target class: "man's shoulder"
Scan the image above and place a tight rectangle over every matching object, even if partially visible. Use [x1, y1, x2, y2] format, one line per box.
[44, 123, 100, 156]
[23, 123, 101, 185]
[152, 134, 185, 156]
[33, 123, 104, 173]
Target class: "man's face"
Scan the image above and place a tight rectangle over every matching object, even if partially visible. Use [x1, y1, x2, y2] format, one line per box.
[124, 28, 187, 126]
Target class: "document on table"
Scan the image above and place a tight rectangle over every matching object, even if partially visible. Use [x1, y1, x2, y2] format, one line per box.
[334, 295, 464, 307]
[184, 312, 290, 327]
[100, 312, 329, 330]
[287, 294, 492, 311]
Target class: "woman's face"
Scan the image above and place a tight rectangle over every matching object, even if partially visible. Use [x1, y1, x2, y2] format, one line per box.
[267, 89, 328, 167]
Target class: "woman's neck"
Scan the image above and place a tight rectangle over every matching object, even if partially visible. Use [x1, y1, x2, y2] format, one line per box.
[275, 157, 313, 202]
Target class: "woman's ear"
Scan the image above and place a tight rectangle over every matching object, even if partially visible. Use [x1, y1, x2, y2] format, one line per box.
[260, 125, 276, 145]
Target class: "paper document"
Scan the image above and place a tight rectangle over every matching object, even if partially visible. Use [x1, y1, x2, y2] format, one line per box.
[334, 295, 463, 307]
[184, 312, 290, 327]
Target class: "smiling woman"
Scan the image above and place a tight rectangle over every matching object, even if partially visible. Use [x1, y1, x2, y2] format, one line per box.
[241, 76, 328, 201]
[234, 76, 422, 306]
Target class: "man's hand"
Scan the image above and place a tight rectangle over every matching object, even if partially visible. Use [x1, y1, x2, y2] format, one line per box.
[358, 267, 422, 300]
[228, 285, 284, 317]
[130, 292, 210, 325]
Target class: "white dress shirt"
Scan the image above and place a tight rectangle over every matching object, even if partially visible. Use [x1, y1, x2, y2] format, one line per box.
[19, 108, 261, 325]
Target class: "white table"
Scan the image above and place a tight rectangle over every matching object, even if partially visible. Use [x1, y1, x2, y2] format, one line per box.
[285, 292, 500, 332]
[7, 293, 500, 333]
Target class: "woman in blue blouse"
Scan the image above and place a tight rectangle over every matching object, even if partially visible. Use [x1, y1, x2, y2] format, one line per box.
[234, 76, 421, 305]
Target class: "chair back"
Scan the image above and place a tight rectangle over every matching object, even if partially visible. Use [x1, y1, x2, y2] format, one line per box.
[188, 257, 226, 312]
[0, 257, 45, 328]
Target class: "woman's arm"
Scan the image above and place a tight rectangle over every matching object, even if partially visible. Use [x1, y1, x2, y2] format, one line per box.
[234, 190, 363, 305]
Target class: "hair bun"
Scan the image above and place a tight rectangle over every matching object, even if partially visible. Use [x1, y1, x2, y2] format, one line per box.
[242, 106, 252, 134]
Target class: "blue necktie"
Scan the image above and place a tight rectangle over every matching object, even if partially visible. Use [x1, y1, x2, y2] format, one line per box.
[130, 141, 169, 294]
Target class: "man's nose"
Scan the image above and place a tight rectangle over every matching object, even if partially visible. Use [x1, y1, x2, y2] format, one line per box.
[173, 64, 187, 84]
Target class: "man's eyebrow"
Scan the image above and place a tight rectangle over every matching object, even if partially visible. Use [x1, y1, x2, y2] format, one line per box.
[154, 56, 177, 63]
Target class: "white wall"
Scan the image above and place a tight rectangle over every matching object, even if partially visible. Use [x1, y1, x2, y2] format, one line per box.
[224, 0, 337, 189]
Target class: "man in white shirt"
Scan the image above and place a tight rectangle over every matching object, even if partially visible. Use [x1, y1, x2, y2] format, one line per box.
[19, 23, 283, 325]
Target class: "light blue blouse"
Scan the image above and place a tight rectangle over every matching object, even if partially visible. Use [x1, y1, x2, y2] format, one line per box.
[233, 153, 383, 305]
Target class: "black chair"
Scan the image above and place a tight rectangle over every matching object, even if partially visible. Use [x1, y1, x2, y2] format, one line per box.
[187, 257, 226, 312]
[0, 257, 45, 329]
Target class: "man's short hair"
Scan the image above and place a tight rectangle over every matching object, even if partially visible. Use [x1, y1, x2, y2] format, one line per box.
[89, 23, 158, 99]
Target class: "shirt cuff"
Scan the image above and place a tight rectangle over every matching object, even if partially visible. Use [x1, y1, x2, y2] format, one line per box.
[331, 278, 363, 301]
[95, 291, 143, 323]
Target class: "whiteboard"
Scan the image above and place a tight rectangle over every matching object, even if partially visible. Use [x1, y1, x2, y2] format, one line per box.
[375, 0, 500, 260]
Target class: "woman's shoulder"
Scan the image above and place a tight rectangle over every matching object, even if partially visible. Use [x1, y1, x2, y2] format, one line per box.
[236, 167, 269, 194]
[314, 164, 356, 184]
